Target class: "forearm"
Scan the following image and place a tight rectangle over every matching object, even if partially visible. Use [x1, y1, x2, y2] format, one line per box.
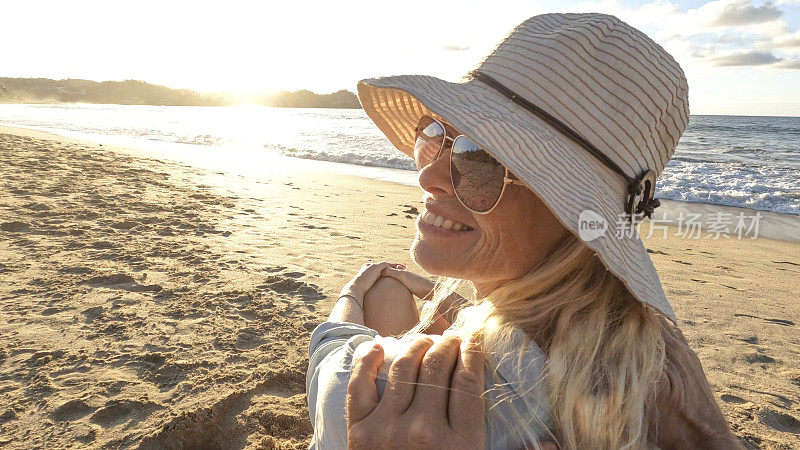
[328, 296, 365, 325]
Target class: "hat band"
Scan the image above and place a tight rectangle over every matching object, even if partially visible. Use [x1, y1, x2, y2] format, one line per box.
[468, 70, 660, 219]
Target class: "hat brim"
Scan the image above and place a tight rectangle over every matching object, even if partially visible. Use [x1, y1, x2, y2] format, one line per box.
[357, 74, 677, 323]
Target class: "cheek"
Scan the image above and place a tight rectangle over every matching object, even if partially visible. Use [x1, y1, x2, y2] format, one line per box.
[471, 199, 546, 272]
[486, 221, 528, 262]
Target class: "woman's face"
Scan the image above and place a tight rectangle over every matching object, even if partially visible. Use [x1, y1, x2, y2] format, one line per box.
[410, 122, 572, 297]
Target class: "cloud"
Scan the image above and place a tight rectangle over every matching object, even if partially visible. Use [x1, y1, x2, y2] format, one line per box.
[709, 50, 800, 69]
[710, 0, 783, 26]
[711, 50, 783, 65]
[774, 59, 800, 69]
[443, 45, 470, 51]
[772, 32, 800, 50]
[568, 0, 800, 71]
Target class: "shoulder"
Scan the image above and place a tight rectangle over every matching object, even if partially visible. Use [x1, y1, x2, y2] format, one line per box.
[306, 321, 382, 448]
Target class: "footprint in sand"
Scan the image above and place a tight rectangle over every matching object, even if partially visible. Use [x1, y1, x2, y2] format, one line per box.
[671, 260, 692, 265]
[82, 306, 104, 323]
[646, 249, 668, 255]
[757, 410, 800, 434]
[720, 394, 748, 404]
[40, 307, 65, 316]
[737, 336, 759, 345]
[257, 275, 324, 303]
[51, 399, 95, 422]
[78, 273, 163, 294]
[745, 353, 776, 364]
[137, 368, 308, 449]
[89, 399, 163, 428]
[1, 221, 30, 232]
[110, 220, 138, 230]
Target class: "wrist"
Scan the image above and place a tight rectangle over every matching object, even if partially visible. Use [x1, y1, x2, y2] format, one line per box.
[339, 286, 363, 302]
[339, 294, 364, 311]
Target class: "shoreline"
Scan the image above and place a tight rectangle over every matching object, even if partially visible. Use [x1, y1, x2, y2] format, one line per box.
[2, 124, 798, 244]
[1, 126, 799, 447]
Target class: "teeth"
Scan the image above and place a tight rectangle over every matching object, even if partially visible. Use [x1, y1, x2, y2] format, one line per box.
[420, 209, 472, 232]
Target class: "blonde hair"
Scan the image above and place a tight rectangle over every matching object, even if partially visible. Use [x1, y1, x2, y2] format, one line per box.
[410, 233, 666, 449]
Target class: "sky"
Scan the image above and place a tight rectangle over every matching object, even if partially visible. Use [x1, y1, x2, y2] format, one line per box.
[2, 0, 800, 116]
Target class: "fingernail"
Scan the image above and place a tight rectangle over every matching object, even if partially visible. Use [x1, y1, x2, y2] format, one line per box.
[372, 343, 382, 351]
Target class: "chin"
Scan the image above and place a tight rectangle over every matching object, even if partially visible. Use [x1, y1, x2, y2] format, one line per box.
[410, 236, 465, 278]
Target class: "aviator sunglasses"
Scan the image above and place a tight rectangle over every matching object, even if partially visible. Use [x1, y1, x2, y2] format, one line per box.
[414, 115, 526, 214]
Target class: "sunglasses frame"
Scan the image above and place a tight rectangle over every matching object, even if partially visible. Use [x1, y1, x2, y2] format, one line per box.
[414, 115, 526, 215]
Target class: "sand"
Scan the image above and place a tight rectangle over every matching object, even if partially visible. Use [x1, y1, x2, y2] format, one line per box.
[0, 127, 797, 449]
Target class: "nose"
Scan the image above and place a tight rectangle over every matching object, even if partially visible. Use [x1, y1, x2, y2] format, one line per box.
[418, 146, 455, 197]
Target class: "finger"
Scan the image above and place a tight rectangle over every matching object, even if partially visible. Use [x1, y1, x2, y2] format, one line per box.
[381, 268, 434, 299]
[380, 337, 434, 414]
[409, 335, 461, 418]
[353, 262, 391, 297]
[449, 332, 485, 434]
[346, 343, 385, 424]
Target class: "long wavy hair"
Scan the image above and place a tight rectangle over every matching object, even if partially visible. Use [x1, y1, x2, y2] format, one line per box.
[408, 233, 666, 449]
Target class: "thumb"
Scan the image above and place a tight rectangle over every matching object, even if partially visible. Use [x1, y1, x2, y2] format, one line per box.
[346, 343, 384, 424]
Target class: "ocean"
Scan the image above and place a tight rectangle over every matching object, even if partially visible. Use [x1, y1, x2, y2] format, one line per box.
[1, 103, 797, 216]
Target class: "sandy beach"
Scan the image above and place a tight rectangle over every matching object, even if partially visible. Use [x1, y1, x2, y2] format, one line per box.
[0, 126, 798, 448]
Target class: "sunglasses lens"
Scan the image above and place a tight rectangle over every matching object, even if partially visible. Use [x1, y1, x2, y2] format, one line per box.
[414, 116, 445, 169]
[450, 136, 506, 213]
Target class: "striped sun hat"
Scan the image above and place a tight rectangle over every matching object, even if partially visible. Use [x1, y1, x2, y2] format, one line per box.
[356, 13, 689, 322]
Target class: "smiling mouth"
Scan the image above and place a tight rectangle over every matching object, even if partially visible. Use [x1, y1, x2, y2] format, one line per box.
[419, 209, 474, 231]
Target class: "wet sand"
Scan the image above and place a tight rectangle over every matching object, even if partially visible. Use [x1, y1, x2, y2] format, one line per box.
[0, 127, 798, 448]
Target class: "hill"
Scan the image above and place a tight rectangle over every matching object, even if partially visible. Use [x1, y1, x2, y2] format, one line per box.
[0, 78, 361, 108]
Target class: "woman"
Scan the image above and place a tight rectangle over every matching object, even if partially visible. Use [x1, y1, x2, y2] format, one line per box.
[307, 13, 741, 449]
